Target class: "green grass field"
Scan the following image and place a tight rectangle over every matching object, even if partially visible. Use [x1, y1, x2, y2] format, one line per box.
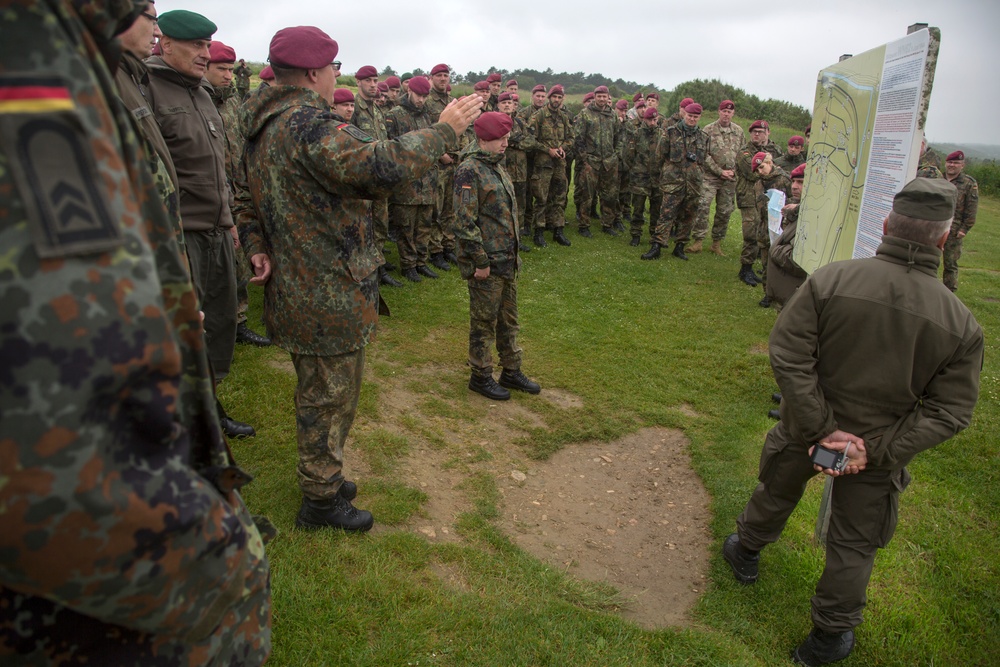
[222, 191, 998, 666]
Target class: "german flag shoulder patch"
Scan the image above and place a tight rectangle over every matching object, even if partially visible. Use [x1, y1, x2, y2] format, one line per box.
[0, 75, 74, 114]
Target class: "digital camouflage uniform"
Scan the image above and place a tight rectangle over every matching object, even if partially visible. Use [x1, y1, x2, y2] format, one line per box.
[651, 121, 711, 245]
[695, 119, 744, 243]
[942, 171, 978, 291]
[573, 102, 622, 231]
[527, 102, 573, 231]
[425, 87, 457, 257]
[351, 93, 390, 261]
[234, 84, 455, 499]
[234, 61, 251, 100]
[385, 95, 438, 270]
[736, 140, 783, 266]
[754, 166, 791, 289]
[623, 120, 663, 240]
[0, 1, 271, 663]
[454, 148, 523, 376]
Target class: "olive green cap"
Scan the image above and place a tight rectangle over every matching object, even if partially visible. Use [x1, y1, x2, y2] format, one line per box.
[892, 177, 957, 221]
[158, 10, 217, 40]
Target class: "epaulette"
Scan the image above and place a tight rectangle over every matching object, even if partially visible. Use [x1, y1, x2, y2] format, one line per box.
[337, 123, 373, 143]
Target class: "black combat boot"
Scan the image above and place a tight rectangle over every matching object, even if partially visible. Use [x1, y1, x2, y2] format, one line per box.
[629, 235, 641, 247]
[613, 220, 626, 233]
[672, 242, 688, 260]
[772, 392, 782, 403]
[519, 240, 532, 253]
[768, 409, 780, 420]
[416, 265, 439, 279]
[403, 268, 422, 282]
[722, 533, 759, 584]
[553, 229, 572, 246]
[792, 628, 856, 666]
[296, 495, 374, 532]
[217, 399, 256, 439]
[236, 322, 272, 347]
[468, 373, 511, 401]
[641, 242, 662, 260]
[430, 253, 451, 271]
[338, 480, 358, 501]
[379, 267, 403, 287]
[759, 295, 771, 308]
[602, 226, 620, 237]
[738, 264, 759, 286]
[499, 368, 541, 394]
[444, 250, 458, 265]
[533, 229, 547, 248]
[578, 228, 593, 238]
[382, 260, 397, 272]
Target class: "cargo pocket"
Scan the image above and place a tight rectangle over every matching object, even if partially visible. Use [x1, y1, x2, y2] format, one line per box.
[757, 425, 791, 484]
[875, 467, 910, 548]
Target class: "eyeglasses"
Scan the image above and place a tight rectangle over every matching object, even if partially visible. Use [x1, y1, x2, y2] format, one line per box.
[332, 61, 342, 68]
[141, 11, 157, 24]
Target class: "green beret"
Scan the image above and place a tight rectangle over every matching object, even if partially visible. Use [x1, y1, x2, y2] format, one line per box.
[892, 177, 957, 222]
[158, 10, 217, 40]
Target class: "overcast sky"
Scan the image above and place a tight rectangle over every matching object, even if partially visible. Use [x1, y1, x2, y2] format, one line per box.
[176, 0, 997, 145]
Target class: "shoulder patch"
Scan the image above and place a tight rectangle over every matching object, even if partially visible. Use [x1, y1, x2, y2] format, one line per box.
[131, 105, 152, 121]
[461, 184, 473, 205]
[338, 123, 374, 143]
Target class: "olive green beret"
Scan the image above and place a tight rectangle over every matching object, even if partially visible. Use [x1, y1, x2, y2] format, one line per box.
[892, 177, 957, 222]
[158, 10, 217, 40]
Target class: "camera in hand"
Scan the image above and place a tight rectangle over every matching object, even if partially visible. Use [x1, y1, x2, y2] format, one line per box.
[811, 444, 847, 472]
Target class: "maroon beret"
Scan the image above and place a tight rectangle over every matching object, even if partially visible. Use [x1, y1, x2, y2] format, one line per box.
[473, 80, 489, 92]
[719, 99, 735, 111]
[333, 88, 354, 104]
[684, 102, 703, 114]
[615, 99, 628, 110]
[645, 92, 660, 100]
[749, 120, 769, 131]
[498, 92, 513, 102]
[946, 150, 965, 161]
[269, 26, 339, 69]
[355, 65, 378, 80]
[632, 92, 643, 102]
[486, 73, 502, 83]
[474, 111, 513, 141]
[790, 163, 806, 180]
[430, 63, 449, 75]
[548, 84, 564, 97]
[377, 81, 389, 92]
[208, 41, 236, 64]
[385, 75, 401, 89]
[636, 100, 646, 109]
[788, 135, 805, 147]
[583, 92, 595, 103]
[511, 93, 519, 102]
[805, 123, 812, 133]
[751, 151, 769, 172]
[679, 97, 693, 107]
[594, 85, 609, 94]
[532, 84, 546, 93]
[259, 65, 274, 81]
[643, 107, 658, 119]
[408, 75, 430, 95]
[506, 79, 517, 87]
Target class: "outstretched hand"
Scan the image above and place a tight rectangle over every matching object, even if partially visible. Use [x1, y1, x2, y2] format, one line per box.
[439, 95, 484, 138]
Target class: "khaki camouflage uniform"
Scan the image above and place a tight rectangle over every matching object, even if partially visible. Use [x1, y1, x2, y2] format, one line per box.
[527, 103, 573, 231]
[0, 1, 271, 663]
[736, 139, 783, 266]
[942, 171, 979, 291]
[454, 148, 523, 376]
[234, 84, 455, 499]
[651, 121, 711, 245]
[623, 121, 663, 240]
[695, 119, 744, 243]
[573, 103, 622, 231]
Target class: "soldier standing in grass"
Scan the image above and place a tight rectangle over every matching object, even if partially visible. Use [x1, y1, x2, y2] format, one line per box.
[527, 85, 573, 247]
[234, 57, 252, 100]
[499, 91, 535, 253]
[735, 120, 783, 285]
[234, 26, 481, 530]
[455, 113, 541, 401]
[574, 85, 623, 236]
[425, 63, 460, 272]
[624, 107, 664, 246]
[724, 178, 983, 667]
[751, 152, 791, 307]
[692, 99, 743, 255]
[941, 150, 978, 291]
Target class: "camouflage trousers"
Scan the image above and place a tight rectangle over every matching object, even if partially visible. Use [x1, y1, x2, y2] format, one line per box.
[431, 165, 456, 255]
[185, 228, 237, 380]
[512, 179, 528, 232]
[618, 168, 632, 225]
[739, 206, 760, 266]
[756, 205, 771, 288]
[372, 198, 389, 260]
[524, 153, 536, 228]
[575, 161, 619, 231]
[530, 162, 568, 230]
[468, 274, 522, 376]
[390, 203, 433, 270]
[235, 242, 252, 325]
[942, 234, 964, 291]
[291, 349, 365, 500]
[651, 186, 701, 245]
[630, 189, 663, 240]
[693, 176, 737, 242]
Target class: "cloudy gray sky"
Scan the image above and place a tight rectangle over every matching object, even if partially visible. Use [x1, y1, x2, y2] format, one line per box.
[177, 0, 997, 145]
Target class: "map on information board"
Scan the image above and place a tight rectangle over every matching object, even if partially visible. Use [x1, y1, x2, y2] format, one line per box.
[794, 28, 940, 273]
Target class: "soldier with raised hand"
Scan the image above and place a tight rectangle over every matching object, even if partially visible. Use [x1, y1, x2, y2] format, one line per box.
[693, 99, 744, 255]
[1, 1, 271, 662]
[234, 27, 482, 531]
[527, 85, 573, 247]
[641, 102, 711, 261]
[574, 85, 623, 236]
[455, 112, 541, 401]
[735, 119, 783, 285]
[942, 150, 979, 291]
[625, 107, 665, 246]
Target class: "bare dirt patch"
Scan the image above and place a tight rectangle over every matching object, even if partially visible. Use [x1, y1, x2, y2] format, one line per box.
[498, 427, 712, 629]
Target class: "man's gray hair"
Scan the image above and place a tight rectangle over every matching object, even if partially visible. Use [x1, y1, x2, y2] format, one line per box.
[885, 210, 951, 246]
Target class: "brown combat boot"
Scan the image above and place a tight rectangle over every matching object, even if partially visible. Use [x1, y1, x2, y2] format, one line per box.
[686, 239, 703, 254]
[709, 240, 725, 256]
